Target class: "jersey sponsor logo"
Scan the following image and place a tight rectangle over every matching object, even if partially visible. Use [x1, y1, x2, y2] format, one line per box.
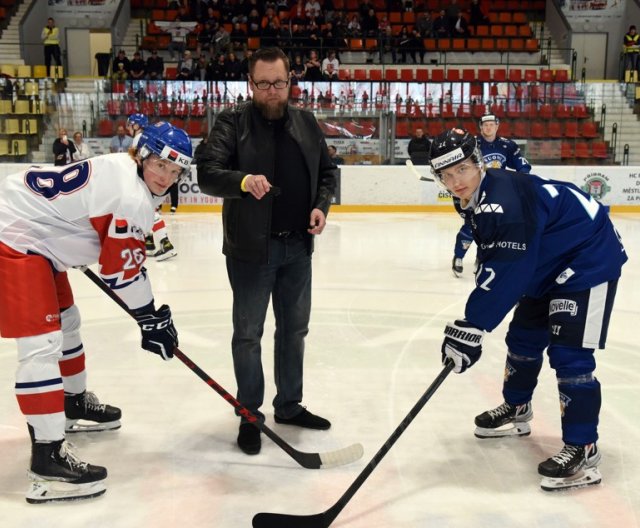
[480, 240, 526, 250]
[549, 299, 578, 317]
[475, 203, 504, 214]
[431, 147, 465, 170]
[45, 313, 60, 323]
[555, 267, 575, 285]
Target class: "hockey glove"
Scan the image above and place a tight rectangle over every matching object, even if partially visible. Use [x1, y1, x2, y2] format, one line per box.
[134, 304, 177, 360]
[441, 320, 484, 374]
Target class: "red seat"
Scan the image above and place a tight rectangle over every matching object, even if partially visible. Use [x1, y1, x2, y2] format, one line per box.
[513, 120, 530, 138]
[581, 121, 599, 138]
[564, 121, 580, 138]
[555, 104, 571, 119]
[431, 69, 445, 82]
[508, 69, 522, 82]
[572, 104, 589, 119]
[140, 100, 155, 116]
[555, 69, 569, 82]
[428, 120, 444, 137]
[97, 119, 115, 137]
[106, 99, 121, 116]
[400, 69, 414, 81]
[384, 69, 398, 81]
[492, 68, 507, 82]
[530, 121, 547, 138]
[539, 103, 553, 119]
[353, 68, 367, 80]
[574, 141, 591, 159]
[446, 68, 460, 82]
[539, 69, 554, 83]
[477, 68, 491, 82]
[415, 69, 428, 82]
[190, 101, 206, 117]
[524, 69, 538, 82]
[338, 68, 350, 80]
[173, 100, 189, 117]
[591, 141, 608, 159]
[123, 100, 138, 115]
[547, 120, 563, 138]
[497, 120, 511, 136]
[157, 100, 172, 117]
[462, 69, 476, 82]
[369, 69, 382, 81]
[561, 141, 574, 159]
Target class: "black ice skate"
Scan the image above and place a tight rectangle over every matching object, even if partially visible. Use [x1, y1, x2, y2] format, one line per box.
[65, 391, 121, 433]
[474, 401, 533, 438]
[538, 443, 602, 491]
[151, 237, 177, 261]
[145, 234, 156, 256]
[27, 436, 107, 503]
[452, 257, 463, 277]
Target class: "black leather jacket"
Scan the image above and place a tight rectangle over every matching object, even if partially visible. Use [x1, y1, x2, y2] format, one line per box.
[197, 103, 338, 264]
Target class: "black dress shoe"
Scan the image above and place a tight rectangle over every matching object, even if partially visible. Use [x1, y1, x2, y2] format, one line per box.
[274, 409, 331, 430]
[237, 423, 261, 455]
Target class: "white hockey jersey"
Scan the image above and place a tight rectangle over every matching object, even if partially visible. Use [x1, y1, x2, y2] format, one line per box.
[0, 154, 161, 310]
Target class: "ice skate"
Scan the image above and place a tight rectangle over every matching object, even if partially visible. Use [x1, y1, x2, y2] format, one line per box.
[538, 443, 602, 491]
[145, 234, 156, 256]
[474, 401, 533, 438]
[27, 437, 107, 503]
[65, 391, 121, 433]
[452, 257, 463, 277]
[151, 237, 177, 261]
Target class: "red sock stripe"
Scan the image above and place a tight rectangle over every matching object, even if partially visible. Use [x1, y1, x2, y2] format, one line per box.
[153, 219, 166, 231]
[59, 352, 86, 377]
[16, 389, 65, 415]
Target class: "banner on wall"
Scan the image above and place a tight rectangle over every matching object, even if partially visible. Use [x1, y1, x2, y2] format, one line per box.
[48, 0, 120, 16]
[555, 0, 625, 20]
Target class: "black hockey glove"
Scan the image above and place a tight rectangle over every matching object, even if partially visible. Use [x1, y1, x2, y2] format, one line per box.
[134, 304, 177, 361]
[441, 320, 484, 374]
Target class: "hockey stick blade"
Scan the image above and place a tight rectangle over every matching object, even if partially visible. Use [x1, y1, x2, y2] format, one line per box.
[80, 266, 364, 470]
[406, 159, 434, 182]
[253, 362, 455, 528]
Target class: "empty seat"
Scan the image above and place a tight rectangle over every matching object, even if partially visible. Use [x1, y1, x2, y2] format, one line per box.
[547, 120, 563, 138]
[415, 69, 428, 82]
[591, 141, 608, 159]
[353, 68, 367, 80]
[384, 69, 398, 81]
[446, 68, 460, 82]
[369, 69, 382, 81]
[581, 121, 599, 138]
[561, 141, 574, 159]
[564, 121, 580, 138]
[574, 141, 591, 159]
[492, 68, 507, 82]
[400, 69, 413, 81]
[508, 69, 522, 82]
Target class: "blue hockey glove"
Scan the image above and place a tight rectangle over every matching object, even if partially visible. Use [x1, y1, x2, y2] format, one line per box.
[442, 320, 484, 373]
[134, 304, 177, 360]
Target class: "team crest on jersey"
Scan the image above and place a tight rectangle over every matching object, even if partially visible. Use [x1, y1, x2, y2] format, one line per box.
[483, 153, 507, 169]
[559, 391, 571, 417]
[549, 299, 578, 317]
[555, 267, 575, 285]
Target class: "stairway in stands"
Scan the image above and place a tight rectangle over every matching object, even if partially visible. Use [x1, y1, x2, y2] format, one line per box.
[0, 0, 33, 65]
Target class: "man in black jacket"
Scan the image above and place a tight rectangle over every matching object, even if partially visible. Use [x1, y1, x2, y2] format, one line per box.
[407, 127, 431, 165]
[197, 47, 338, 456]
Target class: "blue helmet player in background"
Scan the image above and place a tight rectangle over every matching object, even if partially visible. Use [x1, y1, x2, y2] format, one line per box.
[430, 128, 627, 492]
[451, 113, 532, 277]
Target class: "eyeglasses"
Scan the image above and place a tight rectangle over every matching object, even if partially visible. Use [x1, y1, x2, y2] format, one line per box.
[251, 78, 289, 90]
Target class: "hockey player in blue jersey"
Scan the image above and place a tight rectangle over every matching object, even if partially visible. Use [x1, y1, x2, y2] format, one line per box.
[451, 113, 531, 277]
[430, 128, 627, 491]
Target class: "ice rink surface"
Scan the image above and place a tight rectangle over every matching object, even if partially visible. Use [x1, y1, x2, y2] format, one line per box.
[0, 212, 638, 528]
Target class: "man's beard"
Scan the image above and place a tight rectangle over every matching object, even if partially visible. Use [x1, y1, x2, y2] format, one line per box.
[253, 97, 288, 120]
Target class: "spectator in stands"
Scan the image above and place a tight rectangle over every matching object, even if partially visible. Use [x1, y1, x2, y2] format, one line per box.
[446, 0, 461, 29]
[306, 20, 322, 51]
[305, 0, 321, 18]
[379, 25, 398, 64]
[53, 128, 77, 166]
[239, 49, 253, 80]
[206, 53, 227, 80]
[177, 49, 196, 80]
[289, 24, 307, 56]
[305, 49, 323, 81]
[247, 9, 262, 36]
[623, 25, 640, 77]
[226, 52, 243, 80]
[451, 12, 470, 38]
[197, 21, 215, 56]
[469, 0, 489, 29]
[111, 49, 130, 81]
[415, 12, 433, 38]
[129, 51, 146, 80]
[407, 127, 431, 165]
[321, 50, 340, 80]
[230, 22, 247, 52]
[347, 13, 362, 37]
[398, 26, 420, 64]
[290, 0, 307, 25]
[213, 24, 232, 55]
[328, 145, 344, 165]
[361, 8, 379, 38]
[146, 49, 164, 80]
[72, 132, 93, 161]
[167, 15, 190, 59]
[194, 53, 208, 80]
[262, 19, 281, 48]
[291, 54, 307, 84]
[110, 125, 133, 153]
[433, 9, 450, 38]
[41, 17, 62, 77]
[261, 6, 281, 31]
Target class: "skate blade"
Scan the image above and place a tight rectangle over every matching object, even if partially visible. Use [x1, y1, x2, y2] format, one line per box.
[540, 467, 602, 492]
[65, 419, 121, 433]
[474, 421, 531, 439]
[452, 269, 462, 278]
[154, 249, 177, 262]
[26, 476, 106, 504]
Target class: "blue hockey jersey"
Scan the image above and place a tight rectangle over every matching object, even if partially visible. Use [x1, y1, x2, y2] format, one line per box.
[477, 135, 532, 173]
[464, 168, 627, 332]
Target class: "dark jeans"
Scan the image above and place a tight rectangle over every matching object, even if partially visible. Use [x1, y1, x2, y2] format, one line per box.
[44, 44, 61, 71]
[226, 235, 312, 423]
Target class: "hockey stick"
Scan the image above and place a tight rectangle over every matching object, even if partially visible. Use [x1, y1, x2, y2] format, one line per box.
[80, 266, 363, 470]
[252, 361, 455, 528]
[406, 159, 435, 182]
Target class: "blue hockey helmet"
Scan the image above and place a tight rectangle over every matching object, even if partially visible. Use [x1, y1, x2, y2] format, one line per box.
[137, 121, 193, 180]
[127, 113, 148, 129]
[429, 128, 483, 184]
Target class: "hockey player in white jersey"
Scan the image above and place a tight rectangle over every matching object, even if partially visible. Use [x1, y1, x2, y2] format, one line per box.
[429, 128, 627, 491]
[128, 113, 178, 261]
[0, 121, 192, 503]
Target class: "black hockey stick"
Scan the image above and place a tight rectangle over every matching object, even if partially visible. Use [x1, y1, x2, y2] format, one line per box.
[80, 266, 363, 470]
[252, 360, 454, 528]
[406, 159, 435, 182]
